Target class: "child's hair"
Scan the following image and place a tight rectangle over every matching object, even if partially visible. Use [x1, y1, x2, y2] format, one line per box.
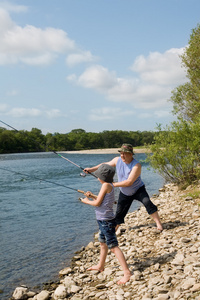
[94, 164, 115, 183]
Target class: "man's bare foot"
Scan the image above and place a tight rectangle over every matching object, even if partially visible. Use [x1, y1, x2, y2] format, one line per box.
[87, 265, 104, 272]
[117, 271, 131, 285]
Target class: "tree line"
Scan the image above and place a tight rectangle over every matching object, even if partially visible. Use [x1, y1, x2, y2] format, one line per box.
[0, 127, 156, 154]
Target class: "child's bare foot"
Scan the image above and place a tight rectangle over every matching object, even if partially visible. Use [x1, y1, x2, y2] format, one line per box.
[156, 225, 163, 232]
[117, 271, 131, 285]
[87, 265, 104, 272]
[115, 224, 120, 231]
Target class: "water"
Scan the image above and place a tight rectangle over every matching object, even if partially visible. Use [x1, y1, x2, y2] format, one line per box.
[0, 152, 164, 299]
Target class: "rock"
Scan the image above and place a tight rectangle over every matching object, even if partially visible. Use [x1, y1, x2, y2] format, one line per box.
[35, 290, 50, 300]
[53, 285, 68, 299]
[59, 267, 72, 276]
[70, 285, 82, 293]
[85, 241, 95, 249]
[12, 287, 28, 300]
[27, 291, 36, 297]
[191, 283, 200, 291]
[181, 277, 196, 290]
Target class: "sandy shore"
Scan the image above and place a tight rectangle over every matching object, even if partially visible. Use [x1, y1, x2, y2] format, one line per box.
[62, 148, 149, 154]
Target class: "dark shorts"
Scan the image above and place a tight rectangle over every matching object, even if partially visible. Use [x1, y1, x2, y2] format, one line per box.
[115, 185, 158, 225]
[97, 219, 118, 249]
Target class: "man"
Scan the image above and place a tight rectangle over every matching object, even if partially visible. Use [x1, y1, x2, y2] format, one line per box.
[84, 143, 163, 231]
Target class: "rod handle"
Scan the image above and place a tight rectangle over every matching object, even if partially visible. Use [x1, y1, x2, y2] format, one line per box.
[77, 189, 97, 199]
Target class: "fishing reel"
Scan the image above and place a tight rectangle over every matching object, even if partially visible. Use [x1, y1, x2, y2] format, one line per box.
[80, 172, 86, 177]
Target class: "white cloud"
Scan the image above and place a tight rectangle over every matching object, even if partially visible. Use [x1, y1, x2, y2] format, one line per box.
[2, 106, 62, 119]
[0, 103, 8, 111]
[77, 65, 118, 90]
[66, 50, 97, 67]
[45, 109, 62, 118]
[131, 48, 187, 85]
[68, 47, 188, 110]
[0, 7, 76, 65]
[7, 107, 42, 117]
[154, 110, 171, 118]
[21, 53, 57, 65]
[0, 2, 28, 13]
[89, 107, 135, 121]
[0, 6, 97, 66]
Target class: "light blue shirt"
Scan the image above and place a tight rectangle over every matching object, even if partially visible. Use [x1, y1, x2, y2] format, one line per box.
[116, 157, 144, 196]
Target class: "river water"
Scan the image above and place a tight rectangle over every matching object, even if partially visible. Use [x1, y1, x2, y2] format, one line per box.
[0, 152, 164, 299]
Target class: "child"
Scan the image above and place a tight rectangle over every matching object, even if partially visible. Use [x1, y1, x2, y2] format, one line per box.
[80, 164, 132, 285]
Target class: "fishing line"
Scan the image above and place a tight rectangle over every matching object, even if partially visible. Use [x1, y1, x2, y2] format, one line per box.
[0, 166, 97, 198]
[0, 120, 97, 178]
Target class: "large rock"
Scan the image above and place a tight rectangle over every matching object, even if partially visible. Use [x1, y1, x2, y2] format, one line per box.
[53, 285, 68, 299]
[12, 287, 28, 300]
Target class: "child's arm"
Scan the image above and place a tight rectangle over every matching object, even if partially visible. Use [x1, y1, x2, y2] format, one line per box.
[80, 183, 110, 207]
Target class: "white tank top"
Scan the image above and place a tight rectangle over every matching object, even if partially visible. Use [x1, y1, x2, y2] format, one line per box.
[95, 184, 115, 221]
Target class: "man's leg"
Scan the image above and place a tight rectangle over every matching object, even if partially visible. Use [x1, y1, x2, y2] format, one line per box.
[115, 192, 133, 228]
[134, 185, 163, 231]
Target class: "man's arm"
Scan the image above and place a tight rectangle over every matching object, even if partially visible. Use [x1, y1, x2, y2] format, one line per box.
[84, 156, 119, 173]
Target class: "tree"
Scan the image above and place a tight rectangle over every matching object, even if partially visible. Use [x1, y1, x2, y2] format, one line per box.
[147, 121, 200, 186]
[147, 24, 200, 187]
[170, 24, 200, 122]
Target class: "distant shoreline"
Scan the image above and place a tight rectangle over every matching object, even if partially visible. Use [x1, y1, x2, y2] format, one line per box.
[62, 148, 150, 154]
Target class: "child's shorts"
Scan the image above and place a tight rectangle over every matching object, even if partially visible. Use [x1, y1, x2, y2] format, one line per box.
[97, 219, 118, 249]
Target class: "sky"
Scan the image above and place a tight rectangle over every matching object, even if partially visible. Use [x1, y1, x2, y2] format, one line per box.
[0, 0, 199, 134]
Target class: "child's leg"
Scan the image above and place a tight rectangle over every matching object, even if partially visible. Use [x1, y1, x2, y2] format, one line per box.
[87, 242, 108, 272]
[110, 246, 132, 284]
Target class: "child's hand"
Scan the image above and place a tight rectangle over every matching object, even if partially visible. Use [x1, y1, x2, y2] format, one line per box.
[79, 197, 88, 204]
[85, 191, 92, 197]
[79, 197, 84, 202]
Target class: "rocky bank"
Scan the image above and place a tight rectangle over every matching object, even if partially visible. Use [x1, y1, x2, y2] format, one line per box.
[12, 183, 200, 300]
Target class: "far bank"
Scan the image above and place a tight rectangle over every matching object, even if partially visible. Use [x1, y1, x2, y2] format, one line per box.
[62, 148, 150, 154]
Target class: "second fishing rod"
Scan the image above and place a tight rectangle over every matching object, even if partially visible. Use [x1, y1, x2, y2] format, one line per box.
[0, 120, 97, 178]
[0, 166, 97, 199]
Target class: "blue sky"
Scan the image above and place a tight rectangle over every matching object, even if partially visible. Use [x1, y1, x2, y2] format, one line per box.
[0, 0, 199, 134]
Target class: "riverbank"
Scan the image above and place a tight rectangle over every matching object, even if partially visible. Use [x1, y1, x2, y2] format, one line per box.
[12, 182, 200, 299]
[62, 148, 150, 154]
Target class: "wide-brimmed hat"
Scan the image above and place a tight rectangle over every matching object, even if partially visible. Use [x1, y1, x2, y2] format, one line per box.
[118, 143, 134, 154]
[94, 164, 115, 183]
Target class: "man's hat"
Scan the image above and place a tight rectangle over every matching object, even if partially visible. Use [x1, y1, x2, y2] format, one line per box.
[94, 164, 115, 183]
[118, 143, 134, 154]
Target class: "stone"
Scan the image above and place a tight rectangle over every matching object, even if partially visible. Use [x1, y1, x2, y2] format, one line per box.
[59, 267, 72, 276]
[12, 287, 28, 300]
[70, 285, 82, 293]
[36, 290, 50, 300]
[53, 284, 68, 299]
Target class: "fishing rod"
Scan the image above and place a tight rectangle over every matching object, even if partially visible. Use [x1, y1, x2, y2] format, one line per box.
[52, 151, 97, 178]
[0, 119, 45, 152]
[0, 120, 97, 178]
[0, 166, 97, 198]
